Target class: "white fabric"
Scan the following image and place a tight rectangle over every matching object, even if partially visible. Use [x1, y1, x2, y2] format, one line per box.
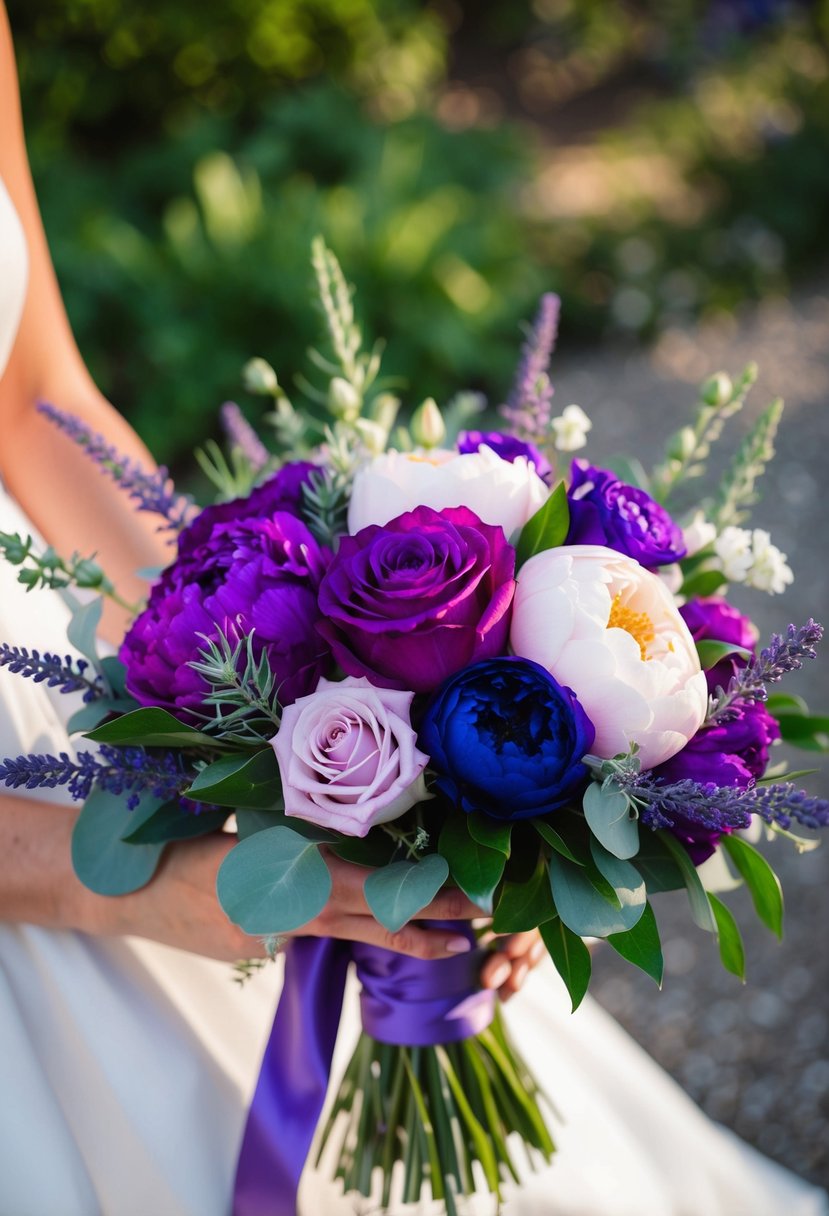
[1, 174, 827, 1215]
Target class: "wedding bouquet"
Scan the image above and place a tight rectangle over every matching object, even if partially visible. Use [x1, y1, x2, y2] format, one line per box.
[2, 240, 827, 1215]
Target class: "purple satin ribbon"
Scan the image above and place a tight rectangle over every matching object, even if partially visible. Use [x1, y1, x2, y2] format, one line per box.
[232, 924, 495, 1216]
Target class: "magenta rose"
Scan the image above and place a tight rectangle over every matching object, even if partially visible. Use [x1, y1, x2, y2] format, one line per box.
[317, 505, 516, 694]
[271, 677, 430, 836]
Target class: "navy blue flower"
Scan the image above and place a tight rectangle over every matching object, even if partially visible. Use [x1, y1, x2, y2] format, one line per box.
[420, 657, 594, 820]
[566, 460, 686, 566]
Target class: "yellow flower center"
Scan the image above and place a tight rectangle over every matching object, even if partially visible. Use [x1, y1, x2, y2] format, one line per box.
[607, 594, 655, 660]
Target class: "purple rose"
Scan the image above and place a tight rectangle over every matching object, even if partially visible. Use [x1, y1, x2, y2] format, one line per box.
[317, 505, 516, 694]
[121, 508, 332, 721]
[458, 431, 553, 483]
[654, 700, 780, 862]
[565, 460, 686, 566]
[680, 596, 758, 693]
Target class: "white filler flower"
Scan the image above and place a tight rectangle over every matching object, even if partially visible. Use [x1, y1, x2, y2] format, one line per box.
[510, 544, 708, 767]
[550, 404, 592, 452]
[714, 526, 793, 594]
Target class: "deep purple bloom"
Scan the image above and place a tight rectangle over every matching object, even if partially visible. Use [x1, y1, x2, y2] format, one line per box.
[565, 460, 686, 566]
[457, 431, 553, 483]
[653, 700, 780, 861]
[420, 657, 594, 820]
[179, 463, 317, 552]
[680, 596, 757, 693]
[120, 507, 331, 721]
[317, 506, 516, 694]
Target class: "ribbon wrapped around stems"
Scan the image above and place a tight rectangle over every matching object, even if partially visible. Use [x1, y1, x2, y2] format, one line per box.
[232, 923, 495, 1216]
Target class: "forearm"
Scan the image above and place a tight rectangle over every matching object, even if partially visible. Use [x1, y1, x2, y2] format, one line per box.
[0, 793, 89, 929]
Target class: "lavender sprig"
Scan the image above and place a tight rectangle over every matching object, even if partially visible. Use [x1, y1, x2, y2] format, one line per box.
[0, 745, 193, 810]
[220, 402, 270, 473]
[0, 643, 103, 701]
[500, 293, 560, 442]
[708, 619, 823, 723]
[38, 403, 192, 533]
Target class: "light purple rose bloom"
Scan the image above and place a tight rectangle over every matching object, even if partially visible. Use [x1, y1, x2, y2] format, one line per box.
[272, 677, 430, 837]
[317, 505, 516, 694]
[457, 430, 553, 483]
[679, 596, 758, 694]
[654, 700, 780, 863]
[120, 504, 332, 722]
[566, 460, 686, 567]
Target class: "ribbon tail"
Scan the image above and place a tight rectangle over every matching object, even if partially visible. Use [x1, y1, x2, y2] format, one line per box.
[232, 937, 350, 1216]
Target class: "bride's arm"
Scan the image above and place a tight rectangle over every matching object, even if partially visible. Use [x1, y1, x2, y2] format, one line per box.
[0, 3, 168, 642]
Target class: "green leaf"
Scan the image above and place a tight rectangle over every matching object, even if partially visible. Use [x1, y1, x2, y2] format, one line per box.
[186, 749, 284, 809]
[773, 714, 829, 751]
[533, 818, 585, 865]
[606, 901, 664, 986]
[765, 692, 808, 716]
[235, 809, 285, 840]
[514, 480, 569, 569]
[86, 706, 216, 748]
[71, 788, 165, 896]
[363, 855, 450, 934]
[540, 917, 592, 1012]
[632, 835, 685, 892]
[722, 835, 784, 939]
[467, 813, 512, 857]
[548, 850, 644, 937]
[589, 839, 647, 922]
[216, 826, 332, 934]
[680, 569, 728, 598]
[66, 698, 135, 735]
[707, 891, 746, 980]
[122, 803, 228, 844]
[582, 781, 639, 860]
[331, 832, 398, 867]
[438, 817, 506, 915]
[657, 831, 718, 934]
[695, 639, 753, 670]
[492, 858, 557, 933]
[66, 597, 103, 664]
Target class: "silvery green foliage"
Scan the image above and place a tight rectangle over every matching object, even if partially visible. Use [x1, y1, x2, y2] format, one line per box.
[187, 629, 281, 743]
[708, 396, 784, 529]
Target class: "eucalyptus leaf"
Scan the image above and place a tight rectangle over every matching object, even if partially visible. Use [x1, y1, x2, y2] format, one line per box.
[588, 839, 647, 923]
[331, 832, 398, 867]
[514, 481, 569, 569]
[66, 698, 135, 735]
[492, 859, 556, 933]
[364, 855, 450, 934]
[467, 813, 512, 857]
[87, 706, 216, 748]
[216, 826, 332, 934]
[438, 817, 506, 914]
[533, 818, 584, 865]
[582, 782, 639, 860]
[722, 835, 784, 939]
[548, 851, 644, 937]
[657, 831, 718, 934]
[539, 917, 592, 1012]
[707, 891, 746, 980]
[122, 803, 228, 844]
[606, 901, 664, 986]
[632, 835, 685, 892]
[66, 597, 104, 664]
[71, 788, 165, 896]
[234, 807, 335, 843]
[99, 656, 131, 700]
[186, 749, 284, 809]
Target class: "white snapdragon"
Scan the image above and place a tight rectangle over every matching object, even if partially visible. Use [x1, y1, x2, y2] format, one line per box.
[713, 526, 793, 594]
[551, 404, 592, 452]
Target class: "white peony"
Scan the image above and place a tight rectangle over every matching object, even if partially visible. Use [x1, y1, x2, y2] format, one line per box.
[347, 446, 548, 540]
[510, 544, 708, 768]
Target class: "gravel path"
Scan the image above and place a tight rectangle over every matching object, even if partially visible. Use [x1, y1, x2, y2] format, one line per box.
[551, 280, 829, 1189]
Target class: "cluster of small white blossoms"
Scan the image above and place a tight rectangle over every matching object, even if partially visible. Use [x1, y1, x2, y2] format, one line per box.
[714, 526, 794, 594]
[551, 404, 592, 452]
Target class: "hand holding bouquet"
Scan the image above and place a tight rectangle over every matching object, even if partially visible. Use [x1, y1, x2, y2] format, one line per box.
[2, 241, 827, 1215]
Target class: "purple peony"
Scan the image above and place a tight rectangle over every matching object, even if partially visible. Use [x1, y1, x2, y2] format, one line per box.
[178, 462, 317, 553]
[120, 506, 332, 721]
[457, 431, 553, 483]
[565, 460, 686, 566]
[653, 700, 780, 862]
[317, 505, 516, 694]
[680, 596, 758, 693]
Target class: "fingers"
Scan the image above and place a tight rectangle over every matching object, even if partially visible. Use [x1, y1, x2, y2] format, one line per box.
[323, 853, 483, 921]
[322, 914, 475, 961]
[480, 930, 547, 1002]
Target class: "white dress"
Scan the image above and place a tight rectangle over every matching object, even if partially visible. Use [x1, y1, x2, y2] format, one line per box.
[1, 174, 827, 1216]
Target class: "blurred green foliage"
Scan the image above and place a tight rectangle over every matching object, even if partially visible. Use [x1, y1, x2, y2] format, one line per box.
[8, 0, 829, 467]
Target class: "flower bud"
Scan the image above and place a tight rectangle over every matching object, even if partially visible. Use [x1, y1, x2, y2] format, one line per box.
[73, 558, 106, 589]
[700, 372, 732, 408]
[410, 397, 446, 449]
[354, 418, 387, 456]
[243, 357, 279, 396]
[667, 425, 697, 462]
[328, 376, 362, 421]
[368, 392, 401, 434]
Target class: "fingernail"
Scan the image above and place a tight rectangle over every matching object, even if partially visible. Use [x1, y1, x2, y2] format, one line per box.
[513, 962, 529, 989]
[530, 940, 546, 966]
[446, 936, 472, 954]
[487, 959, 512, 988]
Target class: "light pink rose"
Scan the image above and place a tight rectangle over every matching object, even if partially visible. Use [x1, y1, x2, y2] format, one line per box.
[271, 676, 430, 837]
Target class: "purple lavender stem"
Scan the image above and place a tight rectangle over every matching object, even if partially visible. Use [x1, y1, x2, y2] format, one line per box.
[500, 293, 561, 441]
[0, 642, 103, 701]
[0, 744, 193, 809]
[37, 402, 192, 533]
[709, 620, 824, 722]
[220, 402, 270, 473]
